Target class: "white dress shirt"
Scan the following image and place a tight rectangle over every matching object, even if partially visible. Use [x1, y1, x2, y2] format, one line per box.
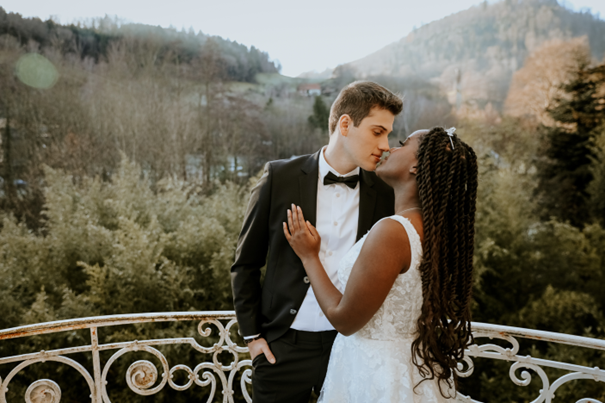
[290, 147, 360, 332]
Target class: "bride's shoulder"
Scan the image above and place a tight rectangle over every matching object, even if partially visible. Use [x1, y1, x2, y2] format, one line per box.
[364, 217, 411, 251]
[356, 218, 413, 274]
[370, 216, 410, 237]
[383, 214, 423, 244]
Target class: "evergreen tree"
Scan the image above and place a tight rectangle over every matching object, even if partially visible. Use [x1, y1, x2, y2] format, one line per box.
[589, 123, 605, 225]
[536, 64, 605, 227]
[308, 95, 330, 133]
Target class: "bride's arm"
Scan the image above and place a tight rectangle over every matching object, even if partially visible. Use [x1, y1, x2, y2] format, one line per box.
[284, 205, 411, 336]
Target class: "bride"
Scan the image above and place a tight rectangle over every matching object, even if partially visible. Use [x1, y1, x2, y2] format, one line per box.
[283, 127, 478, 402]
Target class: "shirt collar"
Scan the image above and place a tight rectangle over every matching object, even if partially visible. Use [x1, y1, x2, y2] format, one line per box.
[318, 146, 360, 179]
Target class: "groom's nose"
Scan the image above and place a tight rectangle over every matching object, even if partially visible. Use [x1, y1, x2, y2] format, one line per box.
[378, 136, 390, 152]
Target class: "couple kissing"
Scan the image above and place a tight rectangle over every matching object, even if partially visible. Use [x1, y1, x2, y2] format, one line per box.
[231, 81, 478, 403]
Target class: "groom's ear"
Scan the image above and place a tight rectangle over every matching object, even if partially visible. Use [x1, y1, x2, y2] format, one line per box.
[338, 114, 351, 136]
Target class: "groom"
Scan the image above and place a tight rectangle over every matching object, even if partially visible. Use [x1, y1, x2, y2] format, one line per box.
[231, 81, 402, 402]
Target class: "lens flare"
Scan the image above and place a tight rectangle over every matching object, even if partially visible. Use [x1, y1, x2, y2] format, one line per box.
[15, 53, 59, 89]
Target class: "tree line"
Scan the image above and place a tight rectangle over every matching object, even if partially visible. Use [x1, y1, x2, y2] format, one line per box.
[0, 8, 278, 81]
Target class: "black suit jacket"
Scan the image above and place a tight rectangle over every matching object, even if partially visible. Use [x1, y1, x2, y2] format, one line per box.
[230, 150, 395, 343]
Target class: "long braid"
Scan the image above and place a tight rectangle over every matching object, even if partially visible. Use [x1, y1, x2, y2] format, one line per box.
[450, 146, 466, 318]
[457, 142, 477, 349]
[442, 149, 461, 362]
[437, 147, 455, 316]
[410, 127, 478, 397]
[461, 143, 478, 315]
[450, 145, 469, 351]
[420, 136, 442, 306]
[433, 138, 454, 305]
[413, 134, 440, 379]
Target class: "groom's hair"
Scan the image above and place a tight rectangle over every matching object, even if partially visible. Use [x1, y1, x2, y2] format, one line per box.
[328, 81, 403, 135]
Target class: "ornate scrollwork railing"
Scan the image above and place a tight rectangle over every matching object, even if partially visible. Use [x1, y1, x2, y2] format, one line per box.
[0, 312, 603, 402]
[0, 312, 251, 403]
[455, 323, 605, 403]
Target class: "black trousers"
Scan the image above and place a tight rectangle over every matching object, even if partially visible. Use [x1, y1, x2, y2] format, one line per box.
[252, 329, 337, 403]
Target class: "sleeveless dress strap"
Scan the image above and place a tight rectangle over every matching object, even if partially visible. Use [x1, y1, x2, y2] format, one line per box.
[385, 215, 422, 270]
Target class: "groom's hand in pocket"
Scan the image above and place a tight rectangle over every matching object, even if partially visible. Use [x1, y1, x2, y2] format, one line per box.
[248, 338, 276, 364]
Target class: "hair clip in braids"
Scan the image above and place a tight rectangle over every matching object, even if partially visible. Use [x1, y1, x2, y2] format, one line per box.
[446, 127, 456, 150]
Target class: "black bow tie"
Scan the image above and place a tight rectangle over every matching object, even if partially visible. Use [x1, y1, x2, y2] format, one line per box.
[323, 171, 359, 189]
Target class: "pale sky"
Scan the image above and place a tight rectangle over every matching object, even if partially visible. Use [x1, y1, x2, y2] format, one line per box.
[2, 0, 604, 77]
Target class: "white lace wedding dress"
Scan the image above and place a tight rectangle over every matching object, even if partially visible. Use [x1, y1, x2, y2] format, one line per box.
[318, 215, 456, 403]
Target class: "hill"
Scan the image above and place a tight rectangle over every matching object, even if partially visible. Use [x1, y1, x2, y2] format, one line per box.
[345, 0, 605, 109]
[0, 8, 279, 83]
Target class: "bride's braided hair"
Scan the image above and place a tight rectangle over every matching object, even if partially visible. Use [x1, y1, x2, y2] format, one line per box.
[410, 127, 478, 396]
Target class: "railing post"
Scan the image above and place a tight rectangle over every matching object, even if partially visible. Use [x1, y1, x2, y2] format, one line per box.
[90, 327, 103, 403]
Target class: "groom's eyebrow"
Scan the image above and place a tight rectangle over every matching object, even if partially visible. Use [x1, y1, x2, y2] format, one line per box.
[372, 125, 388, 132]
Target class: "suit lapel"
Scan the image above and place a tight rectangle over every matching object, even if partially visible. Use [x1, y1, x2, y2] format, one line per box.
[298, 151, 320, 226]
[356, 170, 377, 241]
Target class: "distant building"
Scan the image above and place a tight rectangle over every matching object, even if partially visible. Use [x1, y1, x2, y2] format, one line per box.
[297, 83, 321, 96]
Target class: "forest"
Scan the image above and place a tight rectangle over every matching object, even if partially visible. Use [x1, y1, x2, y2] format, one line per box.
[1, 3, 605, 402]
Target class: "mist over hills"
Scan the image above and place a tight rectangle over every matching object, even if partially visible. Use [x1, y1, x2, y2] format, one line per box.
[344, 0, 605, 109]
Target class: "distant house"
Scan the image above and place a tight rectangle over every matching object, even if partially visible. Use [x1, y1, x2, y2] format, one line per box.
[298, 83, 321, 96]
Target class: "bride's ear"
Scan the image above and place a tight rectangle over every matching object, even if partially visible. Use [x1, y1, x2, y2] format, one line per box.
[410, 165, 418, 175]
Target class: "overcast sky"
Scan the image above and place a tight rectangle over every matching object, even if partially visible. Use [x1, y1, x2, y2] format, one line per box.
[3, 0, 604, 77]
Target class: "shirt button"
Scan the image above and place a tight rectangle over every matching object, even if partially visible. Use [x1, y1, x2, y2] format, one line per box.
[333, 222, 338, 226]
[328, 251, 333, 256]
[303, 276, 310, 284]
[290, 309, 297, 315]
[336, 193, 340, 198]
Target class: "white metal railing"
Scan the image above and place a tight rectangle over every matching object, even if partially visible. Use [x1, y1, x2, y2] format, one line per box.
[0, 311, 603, 403]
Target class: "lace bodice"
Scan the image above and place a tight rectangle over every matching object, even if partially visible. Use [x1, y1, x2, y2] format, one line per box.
[338, 215, 423, 341]
[320, 215, 455, 402]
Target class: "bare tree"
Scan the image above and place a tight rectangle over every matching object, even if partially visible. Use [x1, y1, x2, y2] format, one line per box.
[504, 37, 591, 126]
